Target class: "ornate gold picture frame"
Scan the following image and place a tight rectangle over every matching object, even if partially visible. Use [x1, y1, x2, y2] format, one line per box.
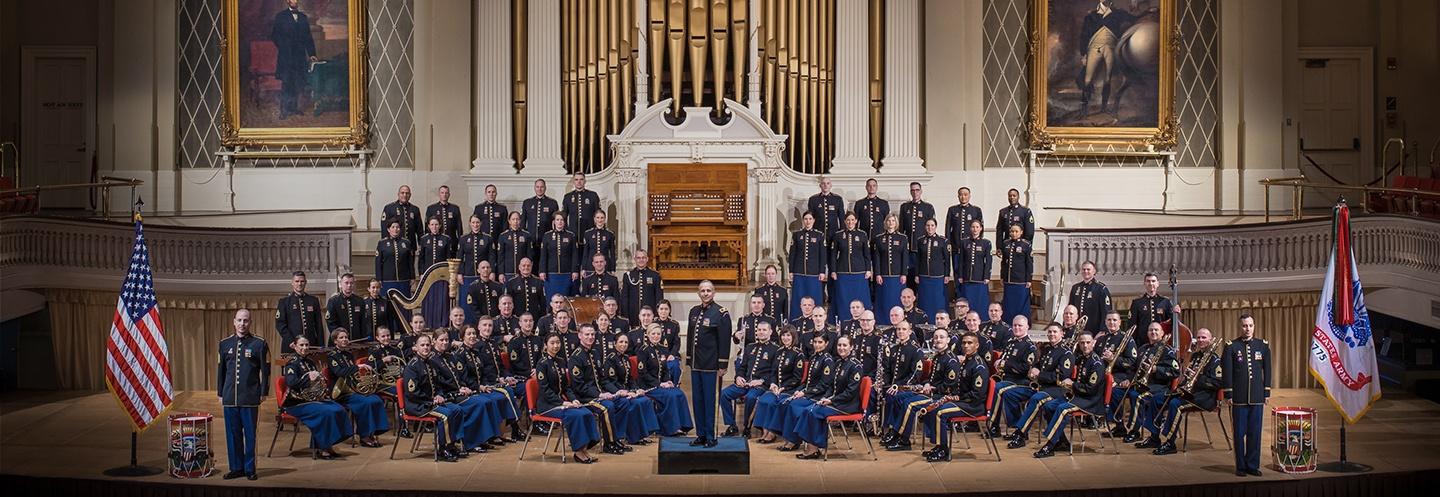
[1027, 0, 1176, 151]
[220, 0, 369, 147]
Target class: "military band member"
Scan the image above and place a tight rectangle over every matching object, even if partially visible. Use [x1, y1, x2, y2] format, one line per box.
[1150, 327, 1222, 455]
[277, 271, 325, 349]
[918, 329, 988, 462]
[980, 302, 1009, 351]
[425, 185, 462, 242]
[987, 315, 1038, 437]
[1057, 305, 1082, 339]
[465, 261, 505, 319]
[994, 188, 1035, 248]
[1096, 311, 1139, 435]
[790, 335, 864, 459]
[461, 321, 523, 443]
[580, 210, 616, 275]
[401, 314, 428, 352]
[368, 326, 407, 397]
[492, 296, 522, 340]
[381, 185, 422, 246]
[534, 333, 602, 463]
[752, 326, 805, 444]
[1030, 331, 1105, 458]
[955, 220, 993, 315]
[1224, 314, 1271, 477]
[325, 273, 364, 340]
[687, 281, 732, 447]
[722, 320, 779, 436]
[417, 217, 455, 272]
[508, 312, 546, 378]
[496, 211, 534, 283]
[620, 249, 665, 324]
[788, 212, 829, 318]
[899, 289, 929, 327]
[800, 307, 840, 358]
[601, 297, 632, 332]
[603, 334, 661, 444]
[438, 306, 468, 342]
[854, 178, 890, 242]
[915, 218, 952, 323]
[506, 258, 546, 318]
[931, 311, 954, 344]
[789, 296, 820, 337]
[945, 187, 984, 255]
[375, 218, 416, 292]
[218, 309, 267, 480]
[807, 176, 845, 239]
[735, 295, 778, 347]
[594, 313, 624, 350]
[1131, 272, 1179, 344]
[458, 215, 496, 283]
[638, 324, 694, 436]
[877, 320, 926, 451]
[1003, 323, 1075, 449]
[960, 311, 993, 357]
[578, 253, 621, 300]
[361, 279, 397, 342]
[521, 179, 560, 244]
[429, 330, 502, 454]
[401, 334, 465, 461]
[326, 329, 389, 447]
[951, 299, 973, 328]
[999, 224, 1033, 325]
[569, 324, 631, 455]
[872, 214, 912, 315]
[838, 300, 867, 338]
[1068, 261, 1113, 333]
[754, 264, 790, 322]
[1127, 322, 1180, 447]
[899, 182, 936, 252]
[538, 213, 580, 302]
[830, 211, 873, 323]
[655, 302, 685, 384]
[773, 333, 837, 453]
[563, 173, 601, 236]
[851, 310, 883, 386]
[535, 293, 574, 337]
[280, 336, 353, 460]
[471, 184, 509, 241]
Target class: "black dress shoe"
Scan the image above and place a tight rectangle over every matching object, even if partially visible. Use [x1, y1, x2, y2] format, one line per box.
[885, 441, 913, 451]
[316, 450, 338, 460]
[602, 444, 627, 455]
[1053, 440, 1071, 452]
[360, 439, 383, 448]
[574, 455, 596, 464]
[620, 443, 635, 452]
[534, 424, 552, 435]
[632, 438, 652, 445]
[925, 449, 951, 462]
[1001, 431, 1019, 441]
[1033, 446, 1055, 458]
[703, 438, 718, 448]
[722, 425, 740, 437]
[1135, 437, 1160, 449]
[438, 449, 459, 462]
[795, 452, 821, 460]
[223, 470, 244, 480]
[1246, 469, 1262, 477]
[1122, 433, 1140, 444]
[777, 443, 798, 452]
[398, 426, 414, 438]
[879, 432, 896, 445]
[246, 472, 258, 480]
[1006, 436, 1029, 449]
[1235, 470, 1247, 477]
[1152, 442, 1177, 455]
[468, 446, 488, 454]
[689, 437, 707, 446]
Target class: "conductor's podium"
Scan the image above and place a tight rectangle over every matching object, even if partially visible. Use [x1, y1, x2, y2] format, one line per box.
[657, 436, 750, 475]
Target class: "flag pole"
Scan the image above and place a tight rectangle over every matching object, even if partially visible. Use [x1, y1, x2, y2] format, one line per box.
[1315, 197, 1372, 474]
[102, 198, 163, 477]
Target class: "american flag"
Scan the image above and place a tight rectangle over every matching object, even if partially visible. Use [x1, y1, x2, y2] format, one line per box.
[105, 216, 173, 430]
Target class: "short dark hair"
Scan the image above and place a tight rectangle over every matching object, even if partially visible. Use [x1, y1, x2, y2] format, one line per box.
[292, 271, 307, 278]
[340, 272, 354, 280]
[1239, 312, 1254, 322]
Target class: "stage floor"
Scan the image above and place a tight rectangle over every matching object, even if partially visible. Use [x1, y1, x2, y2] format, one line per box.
[2, 388, 1438, 495]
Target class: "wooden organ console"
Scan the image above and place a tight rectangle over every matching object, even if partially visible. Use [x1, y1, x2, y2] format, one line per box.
[646, 164, 747, 286]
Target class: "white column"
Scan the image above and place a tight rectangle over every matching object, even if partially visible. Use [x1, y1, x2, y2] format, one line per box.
[747, 0, 762, 113]
[881, 0, 925, 173]
[526, 0, 566, 173]
[634, 0, 651, 114]
[830, 0, 871, 173]
[751, 152, 784, 275]
[471, 0, 513, 171]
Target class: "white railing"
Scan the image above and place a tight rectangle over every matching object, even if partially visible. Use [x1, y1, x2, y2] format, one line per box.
[1043, 214, 1440, 303]
[0, 216, 353, 294]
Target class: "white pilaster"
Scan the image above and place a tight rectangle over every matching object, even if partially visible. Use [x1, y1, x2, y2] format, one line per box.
[525, 0, 566, 173]
[830, 0, 871, 173]
[881, 0, 925, 173]
[471, 0, 513, 172]
[634, 0, 650, 115]
[747, 0, 763, 113]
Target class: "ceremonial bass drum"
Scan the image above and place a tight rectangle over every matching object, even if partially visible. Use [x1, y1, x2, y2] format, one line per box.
[168, 412, 215, 478]
[1272, 406, 1317, 474]
[569, 297, 603, 325]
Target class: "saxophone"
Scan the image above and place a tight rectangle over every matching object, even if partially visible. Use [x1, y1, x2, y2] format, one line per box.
[992, 339, 1023, 382]
[1177, 340, 1223, 396]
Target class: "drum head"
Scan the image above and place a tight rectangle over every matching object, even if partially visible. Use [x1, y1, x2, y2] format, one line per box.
[570, 297, 603, 325]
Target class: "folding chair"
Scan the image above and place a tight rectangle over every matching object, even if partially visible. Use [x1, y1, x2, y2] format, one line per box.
[823, 376, 877, 460]
[517, 377, 571, 463]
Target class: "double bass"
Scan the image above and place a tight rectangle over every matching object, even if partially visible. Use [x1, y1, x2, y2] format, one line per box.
[1162, 264, 1194, 364]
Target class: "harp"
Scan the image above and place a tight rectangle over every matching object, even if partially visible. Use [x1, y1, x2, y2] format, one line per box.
[386, 258, 462, 334]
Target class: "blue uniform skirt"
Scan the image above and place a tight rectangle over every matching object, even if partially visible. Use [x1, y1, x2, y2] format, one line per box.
[456, 396, 499, 449]
[831, 273, 872, 322]
[1002, 282, 1030, 325]
[753, 391, 793, 433]
[917, 276, 947, 323]
[619, 395, 660, 442]
[791, 275, 823, 318]
[960, 282, 990, 317]
[340, 393, 391, 437]
[876, 276, 905, 315]
[795, 403, 846, 448]
[646, 387, 694, 435]
[542, 273, 574, 303]
[666, 357, 683, 384]
[285, 401, 354, 449]
[541, 406, 603, 452]
[780, 398, 819, 444]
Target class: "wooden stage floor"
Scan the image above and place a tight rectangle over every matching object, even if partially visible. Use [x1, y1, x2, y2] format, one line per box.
[2, 388, 1438, 495]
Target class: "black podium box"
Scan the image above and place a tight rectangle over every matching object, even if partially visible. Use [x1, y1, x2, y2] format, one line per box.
[657, 437, 750, 474]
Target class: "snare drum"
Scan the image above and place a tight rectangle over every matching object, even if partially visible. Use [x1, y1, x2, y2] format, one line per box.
[168, 412, 215, 478]
[1271, 406, 1317, 474]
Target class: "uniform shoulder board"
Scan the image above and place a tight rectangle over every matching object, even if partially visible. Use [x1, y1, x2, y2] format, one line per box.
[1261, 339, 1270, 345]
[718, 306, 729, 315]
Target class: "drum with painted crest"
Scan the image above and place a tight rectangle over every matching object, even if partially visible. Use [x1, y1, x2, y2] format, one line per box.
[1271, 406, 1317, 474]
[167, 412, 215, 478]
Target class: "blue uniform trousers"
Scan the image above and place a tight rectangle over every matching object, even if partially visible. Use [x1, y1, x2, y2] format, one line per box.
[222, 406, 258, 473]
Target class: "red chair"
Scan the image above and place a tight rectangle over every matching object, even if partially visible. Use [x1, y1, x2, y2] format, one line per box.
[500, 351, 513, 372]
[628, 355, 641, 381]
[1065, 372, 1117, 455]
[518, 377, 571, 463]
[822, 376, 876, 460]
[1180, 388, 1232, 452]
[947, 376, 1002, 461]
[266, 376, 309, 457]
[388, 378, 446, 461]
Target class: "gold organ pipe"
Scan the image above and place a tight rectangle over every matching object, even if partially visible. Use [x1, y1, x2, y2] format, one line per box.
[731, 0, 748, 104]
[867, 0, 884, 171]
[583, 0, 598, 172]
[819, 0, 832, 173]
[784, 0, 798, 165]
[798, 0, 812, 172]
[687, 0, 709, 109]
[597, 0, 612, 170]
[609, 0, 623, 139]
[710, 0, 730, 115]
[650, 0, 667, 105]
[513, 0, 528, 169]
[620, 0, 635, 124]
[667, 0, 686, 114]
[563, 0, 577, 169]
